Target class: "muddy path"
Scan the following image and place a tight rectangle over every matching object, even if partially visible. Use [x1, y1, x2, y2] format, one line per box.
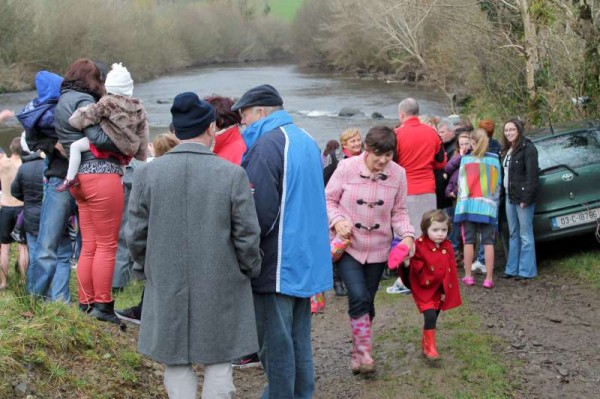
[231, 249, 600, 398]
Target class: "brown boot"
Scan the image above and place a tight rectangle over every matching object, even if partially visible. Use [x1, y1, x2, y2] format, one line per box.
[422, 329, 440, 360]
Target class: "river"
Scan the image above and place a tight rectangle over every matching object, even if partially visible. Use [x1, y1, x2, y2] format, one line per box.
[0, 63, 448, 150]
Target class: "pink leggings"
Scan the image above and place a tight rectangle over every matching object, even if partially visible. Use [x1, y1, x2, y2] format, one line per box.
[71, 173, 123, 304]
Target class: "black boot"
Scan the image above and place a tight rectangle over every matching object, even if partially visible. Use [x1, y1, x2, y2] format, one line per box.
[334, 280, 348, 296]
[79, 302, 94, 314]
[90, 301, 126, 330]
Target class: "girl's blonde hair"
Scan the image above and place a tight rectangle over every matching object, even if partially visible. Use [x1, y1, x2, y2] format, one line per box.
[339, 128, 361, 146]
[153, 133, 179, 157]
[470, 128, 489, 159]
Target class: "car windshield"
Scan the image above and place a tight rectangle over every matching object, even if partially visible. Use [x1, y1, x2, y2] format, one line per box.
[536, 129, 600, 173]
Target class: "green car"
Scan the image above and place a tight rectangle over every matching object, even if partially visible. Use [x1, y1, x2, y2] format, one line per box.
[530, 120, 600, 242]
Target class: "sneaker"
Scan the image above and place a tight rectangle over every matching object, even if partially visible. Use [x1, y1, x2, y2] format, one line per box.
[232, 353, 261, 369]
[10, 230, 26, 244]
[56, 176, 80, 192]
[386, 279, 411, 294]
[115, 306, 141, 325]
[471, 260, 487, 274]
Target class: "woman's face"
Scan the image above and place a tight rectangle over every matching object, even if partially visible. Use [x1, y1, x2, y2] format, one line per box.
[365, 150, 393, 173]
[504, 122, 520, 144]
[458, 137, 471, 152]
[343, 135, 362, 155]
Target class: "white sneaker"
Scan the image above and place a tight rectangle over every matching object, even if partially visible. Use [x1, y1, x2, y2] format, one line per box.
[471, 260, 487, 274]
[471, 260, 484, 272]
[386, 279, 411, 294]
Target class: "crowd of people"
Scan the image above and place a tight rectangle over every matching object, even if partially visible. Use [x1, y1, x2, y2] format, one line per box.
[0, 58, 541, 398]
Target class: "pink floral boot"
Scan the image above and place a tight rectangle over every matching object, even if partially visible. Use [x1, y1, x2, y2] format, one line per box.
[350, 314, 375, 374]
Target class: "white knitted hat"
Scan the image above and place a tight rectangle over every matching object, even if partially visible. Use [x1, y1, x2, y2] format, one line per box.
[105, 63, 134, 97]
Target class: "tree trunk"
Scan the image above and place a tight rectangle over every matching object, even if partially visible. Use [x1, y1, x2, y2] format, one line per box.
[516, 0, 541, 121]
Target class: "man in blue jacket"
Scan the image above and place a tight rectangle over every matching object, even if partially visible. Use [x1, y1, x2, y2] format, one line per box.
[233, 85, 332, 399]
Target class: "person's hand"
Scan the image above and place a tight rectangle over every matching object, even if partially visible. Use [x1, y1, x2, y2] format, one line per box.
[334, 220, 352, 239]
[54, 142, 67, 157]
[400, 236, 415, 257]
[0, 109, 15, 122]
[448, 192, 456, 199]
[519, 202, 526, 209]
[460, 147, 467, 156]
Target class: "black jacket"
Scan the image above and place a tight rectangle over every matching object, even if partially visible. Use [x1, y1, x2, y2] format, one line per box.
[11, 156, 45, 235]
[502, 138, 539, 206]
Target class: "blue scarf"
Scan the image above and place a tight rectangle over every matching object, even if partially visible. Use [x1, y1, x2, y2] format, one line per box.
[242, 110, 293, 155]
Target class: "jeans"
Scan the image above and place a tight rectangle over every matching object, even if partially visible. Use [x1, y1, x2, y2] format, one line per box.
[30, 177, 76, 302]
[25, 233, 39, 293]
[253, 293, 314, 399]
[337, 253, 385, 320]
[505, 202, 537, 278]
[113, 178, 133, 288]
[445, 206, 460, 252]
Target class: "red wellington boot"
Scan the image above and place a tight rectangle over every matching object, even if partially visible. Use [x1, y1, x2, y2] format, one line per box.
[422, 329, 440, 360]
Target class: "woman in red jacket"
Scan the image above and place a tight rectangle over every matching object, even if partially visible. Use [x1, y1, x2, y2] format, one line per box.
[401, 209, 462, 360]
[205, 95, 246, 165]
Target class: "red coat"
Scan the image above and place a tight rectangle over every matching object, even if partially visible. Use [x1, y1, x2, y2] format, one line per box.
[408, 236, 461, 313]
[213, 124, 246, 166]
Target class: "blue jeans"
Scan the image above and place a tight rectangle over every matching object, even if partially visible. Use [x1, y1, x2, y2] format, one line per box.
[505, 202, 537, 278]
[25, 233, 39, 293]
[476, 234, 485, 264]
[337, 253, 385, 320]
[445, 206, 460, 252]
[254, 293, 314, 399]
[30, 177, 76, 302]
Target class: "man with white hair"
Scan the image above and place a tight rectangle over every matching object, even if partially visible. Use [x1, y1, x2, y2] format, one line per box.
[395, 98, 447, 227]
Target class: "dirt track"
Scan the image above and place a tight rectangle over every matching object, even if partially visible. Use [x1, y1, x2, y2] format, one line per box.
[232, 244, 600, 398]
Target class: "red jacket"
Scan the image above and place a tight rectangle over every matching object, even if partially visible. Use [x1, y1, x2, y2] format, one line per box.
[213, 125, 246, 166]
[395, 116, 446, 195]
[407, 235, 461, 313]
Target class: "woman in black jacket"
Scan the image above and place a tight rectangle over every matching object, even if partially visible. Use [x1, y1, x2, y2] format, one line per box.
[500, 118, 539, 280]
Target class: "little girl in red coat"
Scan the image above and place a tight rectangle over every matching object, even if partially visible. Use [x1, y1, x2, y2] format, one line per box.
[398, 209, 462, 360]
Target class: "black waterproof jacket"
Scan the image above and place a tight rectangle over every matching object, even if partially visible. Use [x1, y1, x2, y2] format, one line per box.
[11, 156, 45, 235]
[502, 138, 539, 206]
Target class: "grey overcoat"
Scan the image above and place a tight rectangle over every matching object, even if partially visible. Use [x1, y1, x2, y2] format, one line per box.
[126, 142, 261, 365]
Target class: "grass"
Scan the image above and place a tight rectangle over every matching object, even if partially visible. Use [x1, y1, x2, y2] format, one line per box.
[369, 278, 519, 398]
[545, 250, 600, 290]
[0, 246, 161, 398]
[267, 0, 304, 21]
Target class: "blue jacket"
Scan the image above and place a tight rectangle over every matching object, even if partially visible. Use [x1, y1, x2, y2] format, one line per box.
[242, 110, 332, 297]
[17, 71, 63, 153]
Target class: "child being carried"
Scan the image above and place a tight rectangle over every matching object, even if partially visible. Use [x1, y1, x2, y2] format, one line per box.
[57, 63, 148, 192]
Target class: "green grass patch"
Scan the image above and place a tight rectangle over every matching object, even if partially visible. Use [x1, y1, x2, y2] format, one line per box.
[370, 283, 518, 398]
[0, 247, 161, 398]
[544, 250, 600, 289]
[267, 0, 304, 21]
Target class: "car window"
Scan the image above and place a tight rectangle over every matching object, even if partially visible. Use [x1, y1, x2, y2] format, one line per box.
[536, 130, 600, 172]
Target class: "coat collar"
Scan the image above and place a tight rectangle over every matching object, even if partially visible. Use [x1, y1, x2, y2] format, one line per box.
[417, 235, 452, 253]
[167, 142, 215, 156]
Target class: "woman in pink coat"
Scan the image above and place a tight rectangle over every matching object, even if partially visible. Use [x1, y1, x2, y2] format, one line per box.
[326, 126, 415, 374]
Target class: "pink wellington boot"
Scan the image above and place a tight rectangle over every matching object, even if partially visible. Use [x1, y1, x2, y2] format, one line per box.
[351, 314, 375, 374]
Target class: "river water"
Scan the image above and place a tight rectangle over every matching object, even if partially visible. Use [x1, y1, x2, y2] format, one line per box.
[0, 63, 448, 150]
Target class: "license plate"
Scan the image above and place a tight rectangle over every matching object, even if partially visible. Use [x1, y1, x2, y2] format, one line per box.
[551, 208, 600, 230]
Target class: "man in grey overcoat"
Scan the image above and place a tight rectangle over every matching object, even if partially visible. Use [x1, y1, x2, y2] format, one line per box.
[126, 92, 262, 399]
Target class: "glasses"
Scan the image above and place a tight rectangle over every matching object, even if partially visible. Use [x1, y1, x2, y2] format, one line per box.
[356, 199, 384, 208]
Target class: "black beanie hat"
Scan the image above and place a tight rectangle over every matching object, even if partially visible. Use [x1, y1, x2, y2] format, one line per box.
[231, 84, 283, 112]
[171, 92, 216, 140]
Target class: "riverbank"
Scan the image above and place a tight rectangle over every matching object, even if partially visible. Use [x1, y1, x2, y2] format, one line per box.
[2, 235, 598, 397]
